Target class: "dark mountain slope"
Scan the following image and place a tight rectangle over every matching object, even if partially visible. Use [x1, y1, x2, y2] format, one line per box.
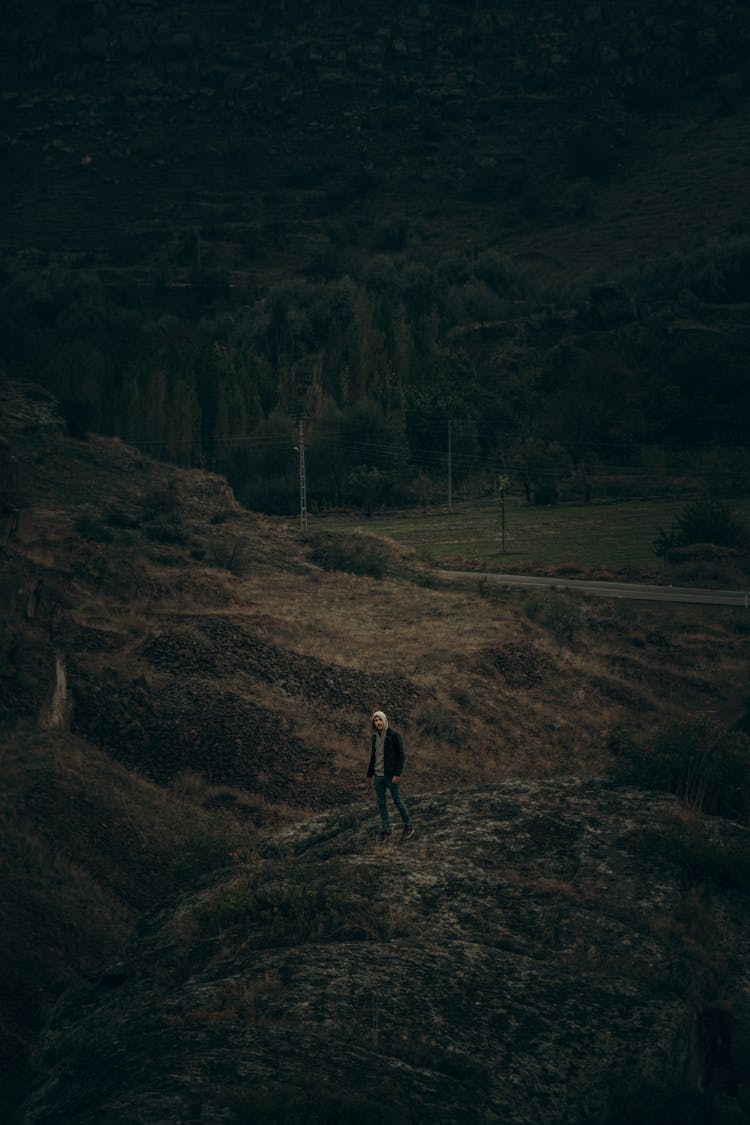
[2, 1, 748, 282]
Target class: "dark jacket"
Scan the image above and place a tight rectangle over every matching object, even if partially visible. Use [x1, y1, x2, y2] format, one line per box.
[367, 727, 405, 779]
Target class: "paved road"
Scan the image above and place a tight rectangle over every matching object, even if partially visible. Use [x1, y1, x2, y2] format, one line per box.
[440, 569, 750, 607]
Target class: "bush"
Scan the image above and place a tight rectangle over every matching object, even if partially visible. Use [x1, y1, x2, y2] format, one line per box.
[676, 500, 748, 548]
[445, 279, 505, 324]
[189, 267, 230, 302]
[139, 484, 181, 521]
[474, 249, 519, 294]
[104, 505, 139, 529]
[208, 535, 252, 576]
[74, 509, 113, 543]
[306, 532, 390, 579]
[654, 500, 748, 558]
[658, 544, 748, 588]
[195, 879, 343, 947]
[630, 817, 750, 891]
[416, 706, 462, 745]
[609, 719, 750, 822]
[143, 515, 188, 545]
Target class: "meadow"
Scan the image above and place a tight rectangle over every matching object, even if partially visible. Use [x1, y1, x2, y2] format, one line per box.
[307, 498, 750, 574]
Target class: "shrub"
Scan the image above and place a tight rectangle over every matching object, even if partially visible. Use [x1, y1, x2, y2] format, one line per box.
[306, 532, 389, 579]
[74, 509, 113, 543]
[195, 879, 342, 947]
[350, 169, 378, 198]
[189, 267, 230, 302]
[104, 505, 138, 529]
[208, 535, 252, 576]
[464, 166, 501, 202]
[677, 500, 747, 548]
[139, 484, 181, 521]
[657, 544, 748, 589]
[143, 515, 188, 545]
[654, 500, 748, 557]
[194, 859, 409, 950]
[474, 249, 519, 294]
[445, 279, 505, 324]
[415, 704, 462, 745]
[609, 719, 750, 822]
[630, 817, 750, 891]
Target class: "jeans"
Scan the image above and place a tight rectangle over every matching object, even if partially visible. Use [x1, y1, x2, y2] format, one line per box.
[374, 775, 410, 832]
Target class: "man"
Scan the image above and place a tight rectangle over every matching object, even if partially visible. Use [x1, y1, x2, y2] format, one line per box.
[367, 710, 414, 842]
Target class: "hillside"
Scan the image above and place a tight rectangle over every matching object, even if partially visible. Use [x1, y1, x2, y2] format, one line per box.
[18, 781, 750, 1124]
[2, 0, 749, 276]
[2, 3, 750, 1113]
[1, 2, 749, 513]
[2, 378, 750, 1119]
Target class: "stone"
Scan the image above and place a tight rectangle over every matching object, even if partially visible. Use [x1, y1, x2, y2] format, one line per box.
[20, 780, 750, 1124]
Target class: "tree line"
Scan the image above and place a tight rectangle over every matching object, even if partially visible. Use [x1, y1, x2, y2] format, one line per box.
[1, 235, 749, 514]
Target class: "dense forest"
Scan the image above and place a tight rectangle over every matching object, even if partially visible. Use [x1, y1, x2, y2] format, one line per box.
[3, 237, 749, 513]
[1, 0, 749, 513]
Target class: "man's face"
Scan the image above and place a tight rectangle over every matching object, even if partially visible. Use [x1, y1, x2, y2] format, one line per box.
[373, 716, 384, 731]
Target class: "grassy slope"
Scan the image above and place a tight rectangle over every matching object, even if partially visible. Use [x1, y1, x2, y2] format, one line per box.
[310, 498, 750, 577]
[1, 0, 750, 1105]
[2, 417, 750, 1114]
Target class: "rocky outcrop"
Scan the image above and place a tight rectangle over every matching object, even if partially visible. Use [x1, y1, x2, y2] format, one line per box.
[21, 779, 750, 1124]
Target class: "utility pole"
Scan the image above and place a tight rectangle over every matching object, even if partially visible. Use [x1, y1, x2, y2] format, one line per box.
[447, 419, 453, 510]
[498, 474, 509, 553]
[297, 418, 308, 532]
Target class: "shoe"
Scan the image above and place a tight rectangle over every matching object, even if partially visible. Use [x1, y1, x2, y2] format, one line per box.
[403, 825, 414, 839]
[378, 830, 392, 842]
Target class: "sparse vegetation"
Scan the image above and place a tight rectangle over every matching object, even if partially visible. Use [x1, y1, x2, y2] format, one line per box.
[305, 531, 393, 579]
[519, 588, 584, 642]
[609, 719, 750, 822]
[3, 0, 750, 1115]
[192, 858, 414, 951]
[631, 813, 750, 893]
[74, 508, 113, 543]
[207, 534, 254, 575]
[653, 500, 749, 557]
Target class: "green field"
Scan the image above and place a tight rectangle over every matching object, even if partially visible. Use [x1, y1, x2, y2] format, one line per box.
[309, 499, 750, 573]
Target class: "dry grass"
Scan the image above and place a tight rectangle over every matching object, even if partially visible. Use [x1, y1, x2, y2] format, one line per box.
[5, 423, 749, 1120]
[0, 721, 296, 1079]
[159, 559, 749, 794]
